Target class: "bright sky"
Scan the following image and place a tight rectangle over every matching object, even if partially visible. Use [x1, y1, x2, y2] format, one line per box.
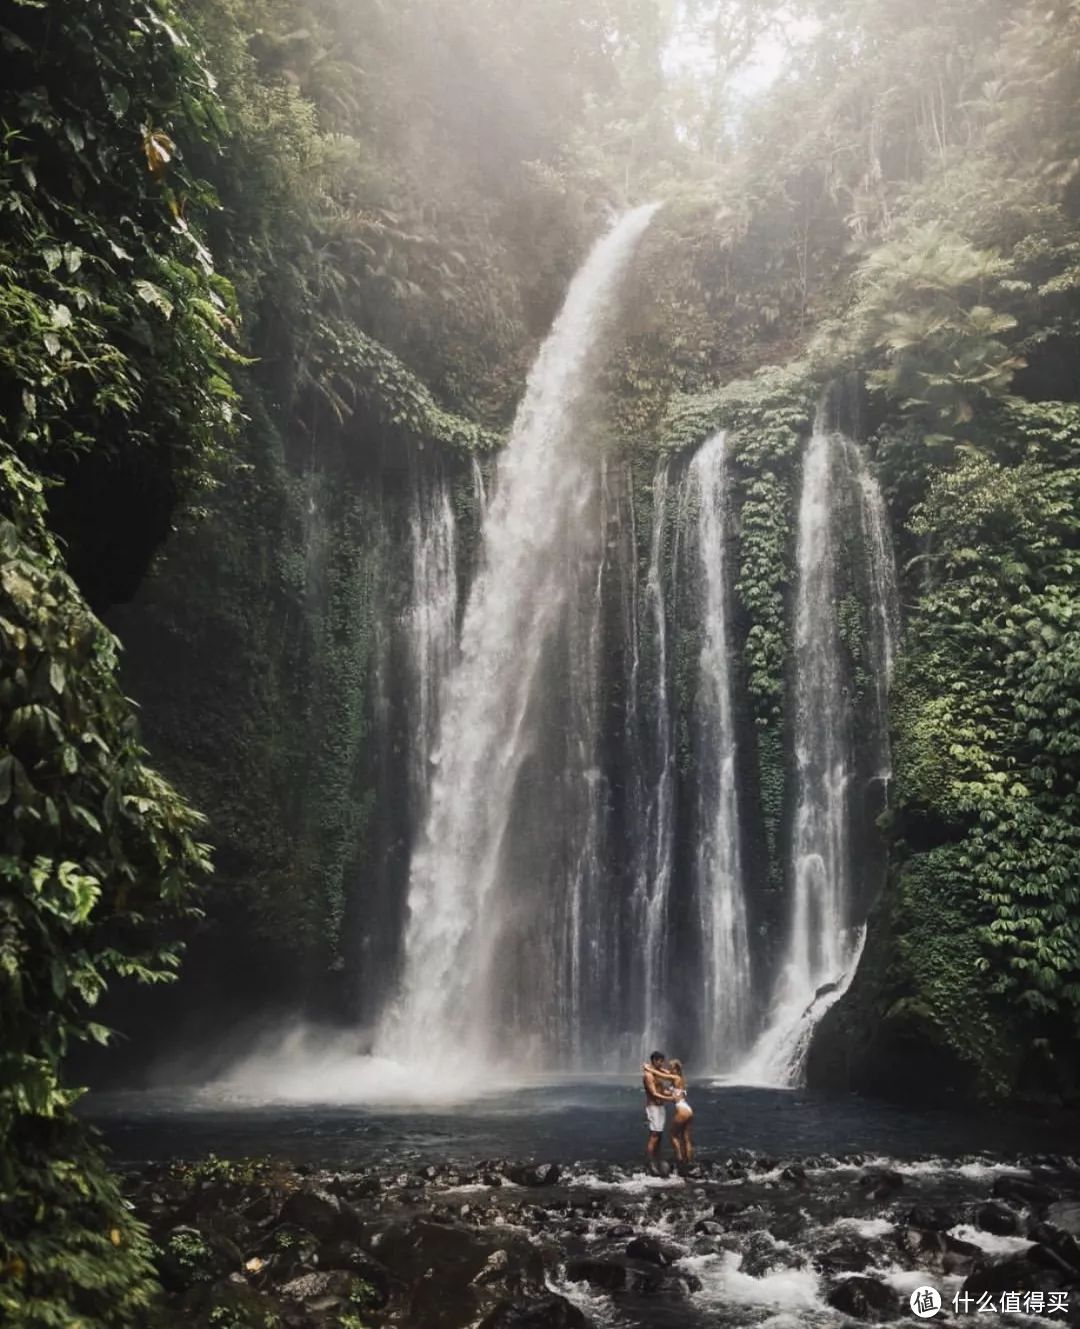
[663, 9, 821, 102]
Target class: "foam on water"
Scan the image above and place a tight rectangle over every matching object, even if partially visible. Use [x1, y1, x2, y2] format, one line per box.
[680, 1250, 824, 1311]
[950, 1223, 1034, 1255]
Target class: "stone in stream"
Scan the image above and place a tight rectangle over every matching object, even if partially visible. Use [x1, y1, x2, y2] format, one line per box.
[564, 1255, 695, 1297]
[478, 1295, 593, 1329]
[508, 1162, 562, 1187]
[1047, 1201, 1080, 1237]
[741, 1231, 807, 1278]
[815, 1238, 879, 1275]
[857, 1167, 905, 1199]
[826, 1275, 897, 1320]
[625, 1234, 677, 1267]
[905, 1204, 959, 1231]
[962, 1245, 1079, 1311]
[977, 1200, 1021, 1235]
[993, 1174, 1060, 1209]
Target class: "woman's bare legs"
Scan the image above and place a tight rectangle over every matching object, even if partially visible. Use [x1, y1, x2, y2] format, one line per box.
[683, 1116, 694, 1165]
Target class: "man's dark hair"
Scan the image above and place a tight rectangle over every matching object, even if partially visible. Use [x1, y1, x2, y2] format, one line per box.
[649, 1050, 664, 1063]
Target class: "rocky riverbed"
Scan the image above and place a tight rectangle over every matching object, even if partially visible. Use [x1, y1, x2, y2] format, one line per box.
[126, 1147, 1080, 1328]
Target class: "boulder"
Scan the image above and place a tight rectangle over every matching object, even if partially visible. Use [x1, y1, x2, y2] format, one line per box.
[626, 1235, 672, 1267]
[978, 1201, 1020, 1236]
[858, 1168, 905, 1199]
[815, 1239, 876, 1275]
[478, 1295, 593, 1329]
[826, 1275, 897, 1321]
[505, 1162, 560, 1187]
[313, 1241, 391, 1303]
[741, 1232, 805, 1279]
[565, 1257, 665, 1295]
[278, 1188, 363, 1244]
[962, 1248, 1074, 1304]
[992, 1175, 1059, 1209]
[905, 1205, 958, 1231]
[1048, 1202, 1080, 1238]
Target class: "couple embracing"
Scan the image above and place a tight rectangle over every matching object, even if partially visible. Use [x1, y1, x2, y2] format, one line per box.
[642, 1049, 694, 1175]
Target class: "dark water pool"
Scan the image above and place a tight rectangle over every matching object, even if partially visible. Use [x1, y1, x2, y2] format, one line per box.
[83, 1079, 1075, 1168]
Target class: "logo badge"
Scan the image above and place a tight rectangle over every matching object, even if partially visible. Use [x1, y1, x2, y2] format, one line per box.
[910, 1286, 942, 1318]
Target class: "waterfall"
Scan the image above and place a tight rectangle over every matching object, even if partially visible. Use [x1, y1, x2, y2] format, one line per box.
[737, 420, 897, 1086]
[845, 436, 900, 781]
[405, 459, 458, 809]
[378, 205, 659, 1070]
[636, 460, 677, 1051]
[688, 432, 752, 1065]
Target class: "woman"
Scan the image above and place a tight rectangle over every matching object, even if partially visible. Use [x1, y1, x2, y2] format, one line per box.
[649, 1058, 694, 1172]
[666, 1059, 693, 1171]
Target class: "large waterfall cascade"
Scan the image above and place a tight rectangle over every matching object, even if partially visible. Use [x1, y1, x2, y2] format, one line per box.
[360, 210, 902, 1084]
[377, 205, 660, 1070]
[737, 421, 899, 1086]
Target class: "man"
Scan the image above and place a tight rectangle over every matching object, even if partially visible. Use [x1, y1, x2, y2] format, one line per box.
[642, 1050, 678, 1173]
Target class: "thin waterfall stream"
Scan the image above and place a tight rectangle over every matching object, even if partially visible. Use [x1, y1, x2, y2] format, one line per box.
[688, 432, 752, 1067]
[738, 420, 899, 1086]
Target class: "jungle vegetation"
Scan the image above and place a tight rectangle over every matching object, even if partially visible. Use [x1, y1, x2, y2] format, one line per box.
[1, 0, 1079, 1322]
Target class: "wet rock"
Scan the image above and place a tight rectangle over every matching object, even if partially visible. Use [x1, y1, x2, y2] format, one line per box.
[607, 1223, 634, 1240]
[693, 1219, 724, 1236]
[1037, 1229, 1080, 1280]
[279, 1187, 363, 1244]
[625, 1235, 674, 1266]
[565, 1256, 665, 1295]
[905, 1205, 958, 1231]
[826, 1275, 897, 1321]
[1048, 1202, 1080, 1238]
[741, 1231, 805, 1279]
[478, 1295, 593, 1329]
[962, 1247, 1076, 1307]
[816, 1238, 876, 1275]
[780, 1164, 808, 1187]
[978, 1201, 1021, 1235]
[858, 1167, 905, 1199]
[993, 1174, 1059, 1209]
[729, 1206, 771, 1233]
[713, 1199, 742, 1218]
[508, 1163, 562, 1188]
[371, 1218, 543, 1291]
[898, 1226, 980, 1277]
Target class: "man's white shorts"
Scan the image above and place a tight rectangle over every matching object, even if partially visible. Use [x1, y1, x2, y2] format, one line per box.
[645, 1103, 666, 1133]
